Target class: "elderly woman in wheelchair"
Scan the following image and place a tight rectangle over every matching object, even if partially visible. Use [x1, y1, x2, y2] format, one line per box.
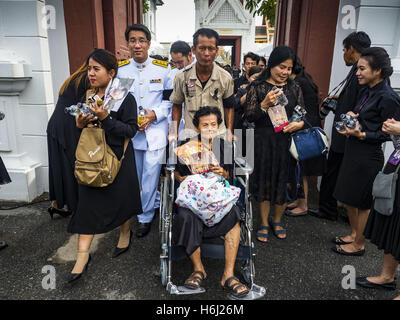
[172, 106, 250, 298]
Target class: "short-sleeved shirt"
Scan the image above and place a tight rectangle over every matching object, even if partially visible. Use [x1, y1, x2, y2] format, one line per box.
[170, 62, 234, 140]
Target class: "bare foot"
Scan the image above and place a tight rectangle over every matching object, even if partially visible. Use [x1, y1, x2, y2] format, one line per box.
[366, 276, 395, 284]
[339, 243, 364, 253]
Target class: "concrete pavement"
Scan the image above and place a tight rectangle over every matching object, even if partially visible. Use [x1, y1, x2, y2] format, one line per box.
[0, 198, 399, 300]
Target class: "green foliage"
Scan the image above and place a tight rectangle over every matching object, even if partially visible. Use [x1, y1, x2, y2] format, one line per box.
[245, 0, 277, 27]
[143, 0, 150, 14]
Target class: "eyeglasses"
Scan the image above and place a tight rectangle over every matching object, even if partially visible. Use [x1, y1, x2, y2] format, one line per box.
[128, 38, 149, 45]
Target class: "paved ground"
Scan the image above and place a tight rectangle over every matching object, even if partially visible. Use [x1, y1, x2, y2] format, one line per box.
[0, 196, 399, 301]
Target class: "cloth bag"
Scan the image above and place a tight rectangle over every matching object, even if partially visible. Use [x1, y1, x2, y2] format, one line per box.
[372, 165, 400, 216]
[289, 118, 329, 161]
[75, 126, 129, 188]
[175, 172, 241, 227]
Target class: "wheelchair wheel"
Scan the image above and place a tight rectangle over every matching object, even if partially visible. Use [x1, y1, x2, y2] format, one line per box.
[160, 258, 168, 286]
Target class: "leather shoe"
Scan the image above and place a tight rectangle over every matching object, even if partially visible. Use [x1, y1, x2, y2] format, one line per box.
[356, 277, 396, 290]
[0, 241, 8, 251]
[112, 231, 133, 258]
[331, 244, 365, 256]
[308, 209, 337, 221]
[136, 222, 151, 238]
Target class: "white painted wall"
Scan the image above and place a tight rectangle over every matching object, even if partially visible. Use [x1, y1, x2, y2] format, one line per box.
[0, 0, 55, 201]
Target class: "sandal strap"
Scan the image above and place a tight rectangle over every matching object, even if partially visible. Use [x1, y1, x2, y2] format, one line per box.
[224, 276, 240, 288]
[257, 226, 270, 231]
[191, 271, 205, 280]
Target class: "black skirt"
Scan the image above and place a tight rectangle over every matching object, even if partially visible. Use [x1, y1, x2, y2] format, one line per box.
[364, 175, 400, 261]
[173, 205, 241, 257]
[0, 156, 11, 185]
[67, 143, 142, 234]
[250, 128, 293, 205]
[334, 137, 384, 209]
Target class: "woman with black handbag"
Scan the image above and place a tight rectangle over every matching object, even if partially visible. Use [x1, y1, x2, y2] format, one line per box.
[244, 46, 305, 243]
[332, 47, 400, 256]
[66, 49, 142, 284]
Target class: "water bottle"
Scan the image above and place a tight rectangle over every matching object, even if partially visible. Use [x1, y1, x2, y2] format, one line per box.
[272, 86, 288, 106]
[138, 106, 147, 126]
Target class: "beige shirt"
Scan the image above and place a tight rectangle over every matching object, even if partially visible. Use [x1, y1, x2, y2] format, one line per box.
[170, 62, 234, 139]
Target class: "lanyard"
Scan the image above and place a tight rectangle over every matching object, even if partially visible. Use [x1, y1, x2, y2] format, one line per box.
[356, 92, 370, 113]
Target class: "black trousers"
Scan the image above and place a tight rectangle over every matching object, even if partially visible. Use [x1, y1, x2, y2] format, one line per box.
[318, 149, 344, 219]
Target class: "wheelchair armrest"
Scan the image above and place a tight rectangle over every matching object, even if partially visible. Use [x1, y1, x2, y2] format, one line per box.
[234, 157, 253, 174]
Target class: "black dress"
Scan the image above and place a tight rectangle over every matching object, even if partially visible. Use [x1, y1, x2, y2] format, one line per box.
[364, 162, 400, 261]
[46, 78, 90, 212]
[67, 93, 142, 234]
[0, 156, 11, 185]
[245, 80, 305, 205]
[173, 136, 241, 256]
[334, 81, 400, 210]
[295, 74, 326, 177]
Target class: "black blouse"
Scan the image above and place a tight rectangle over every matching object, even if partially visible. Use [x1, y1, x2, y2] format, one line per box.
[244, 80, 305, 130]
[97, 93, 138, 159]
[355, 81, 400, 145]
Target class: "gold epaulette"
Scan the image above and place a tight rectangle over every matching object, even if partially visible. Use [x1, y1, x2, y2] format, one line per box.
[118, 59, 130, 68]
[152, 59, 169, 68]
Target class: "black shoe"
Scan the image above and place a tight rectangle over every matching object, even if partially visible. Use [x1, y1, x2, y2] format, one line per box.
[112, 231, 133, 258]
[0, 241, 8, 251]
[48, 206, 72, 219]
[331, 245, 365, 256]
[332, 236, 353, 245]
[67, 254, 91, 284]
[356, 277, 396, 290]
[136, 222, 151, 238]
[308, 210, 337, 221]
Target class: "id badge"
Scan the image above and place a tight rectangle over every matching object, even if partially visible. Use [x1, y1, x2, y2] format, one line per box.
[388, 149, 400, 166]
[186, 82, 196, 97]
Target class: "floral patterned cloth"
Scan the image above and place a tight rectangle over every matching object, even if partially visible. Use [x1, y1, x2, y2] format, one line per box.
[176, 172, 241, 227]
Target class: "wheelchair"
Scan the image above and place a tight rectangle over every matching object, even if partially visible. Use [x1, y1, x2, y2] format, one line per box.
[159, 140, 266, 300]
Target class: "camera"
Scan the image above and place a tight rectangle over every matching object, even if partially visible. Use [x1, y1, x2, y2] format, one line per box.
[319, 98, 338, 119]
[289, 105, 307, 123]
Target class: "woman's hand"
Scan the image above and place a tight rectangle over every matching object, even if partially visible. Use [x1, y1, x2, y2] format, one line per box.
[383, 118, 400, 135]
[210, 165, 228, 179]
[89, 99, 109, 121]
[338, 121, 365, 140]
[75, 113, 95, 129]
[260, 88, 283, 110]
[283, 121, 304, 133]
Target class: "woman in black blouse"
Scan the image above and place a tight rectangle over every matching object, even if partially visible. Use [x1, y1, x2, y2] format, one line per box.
[47, 62, 90, 218]
[245, 46, 305, 242]
[332, 47, 400, 256]
[66, 49, 142, 283]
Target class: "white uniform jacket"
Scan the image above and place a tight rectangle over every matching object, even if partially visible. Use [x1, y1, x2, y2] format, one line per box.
[117, 57, 176, 151]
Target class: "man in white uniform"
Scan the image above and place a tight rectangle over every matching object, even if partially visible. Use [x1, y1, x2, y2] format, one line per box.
[118, 24, 176, 237]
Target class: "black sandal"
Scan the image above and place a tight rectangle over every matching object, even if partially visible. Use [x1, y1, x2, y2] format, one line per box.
[184, 271, 206, 290]
[222, 276, 249, 298]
